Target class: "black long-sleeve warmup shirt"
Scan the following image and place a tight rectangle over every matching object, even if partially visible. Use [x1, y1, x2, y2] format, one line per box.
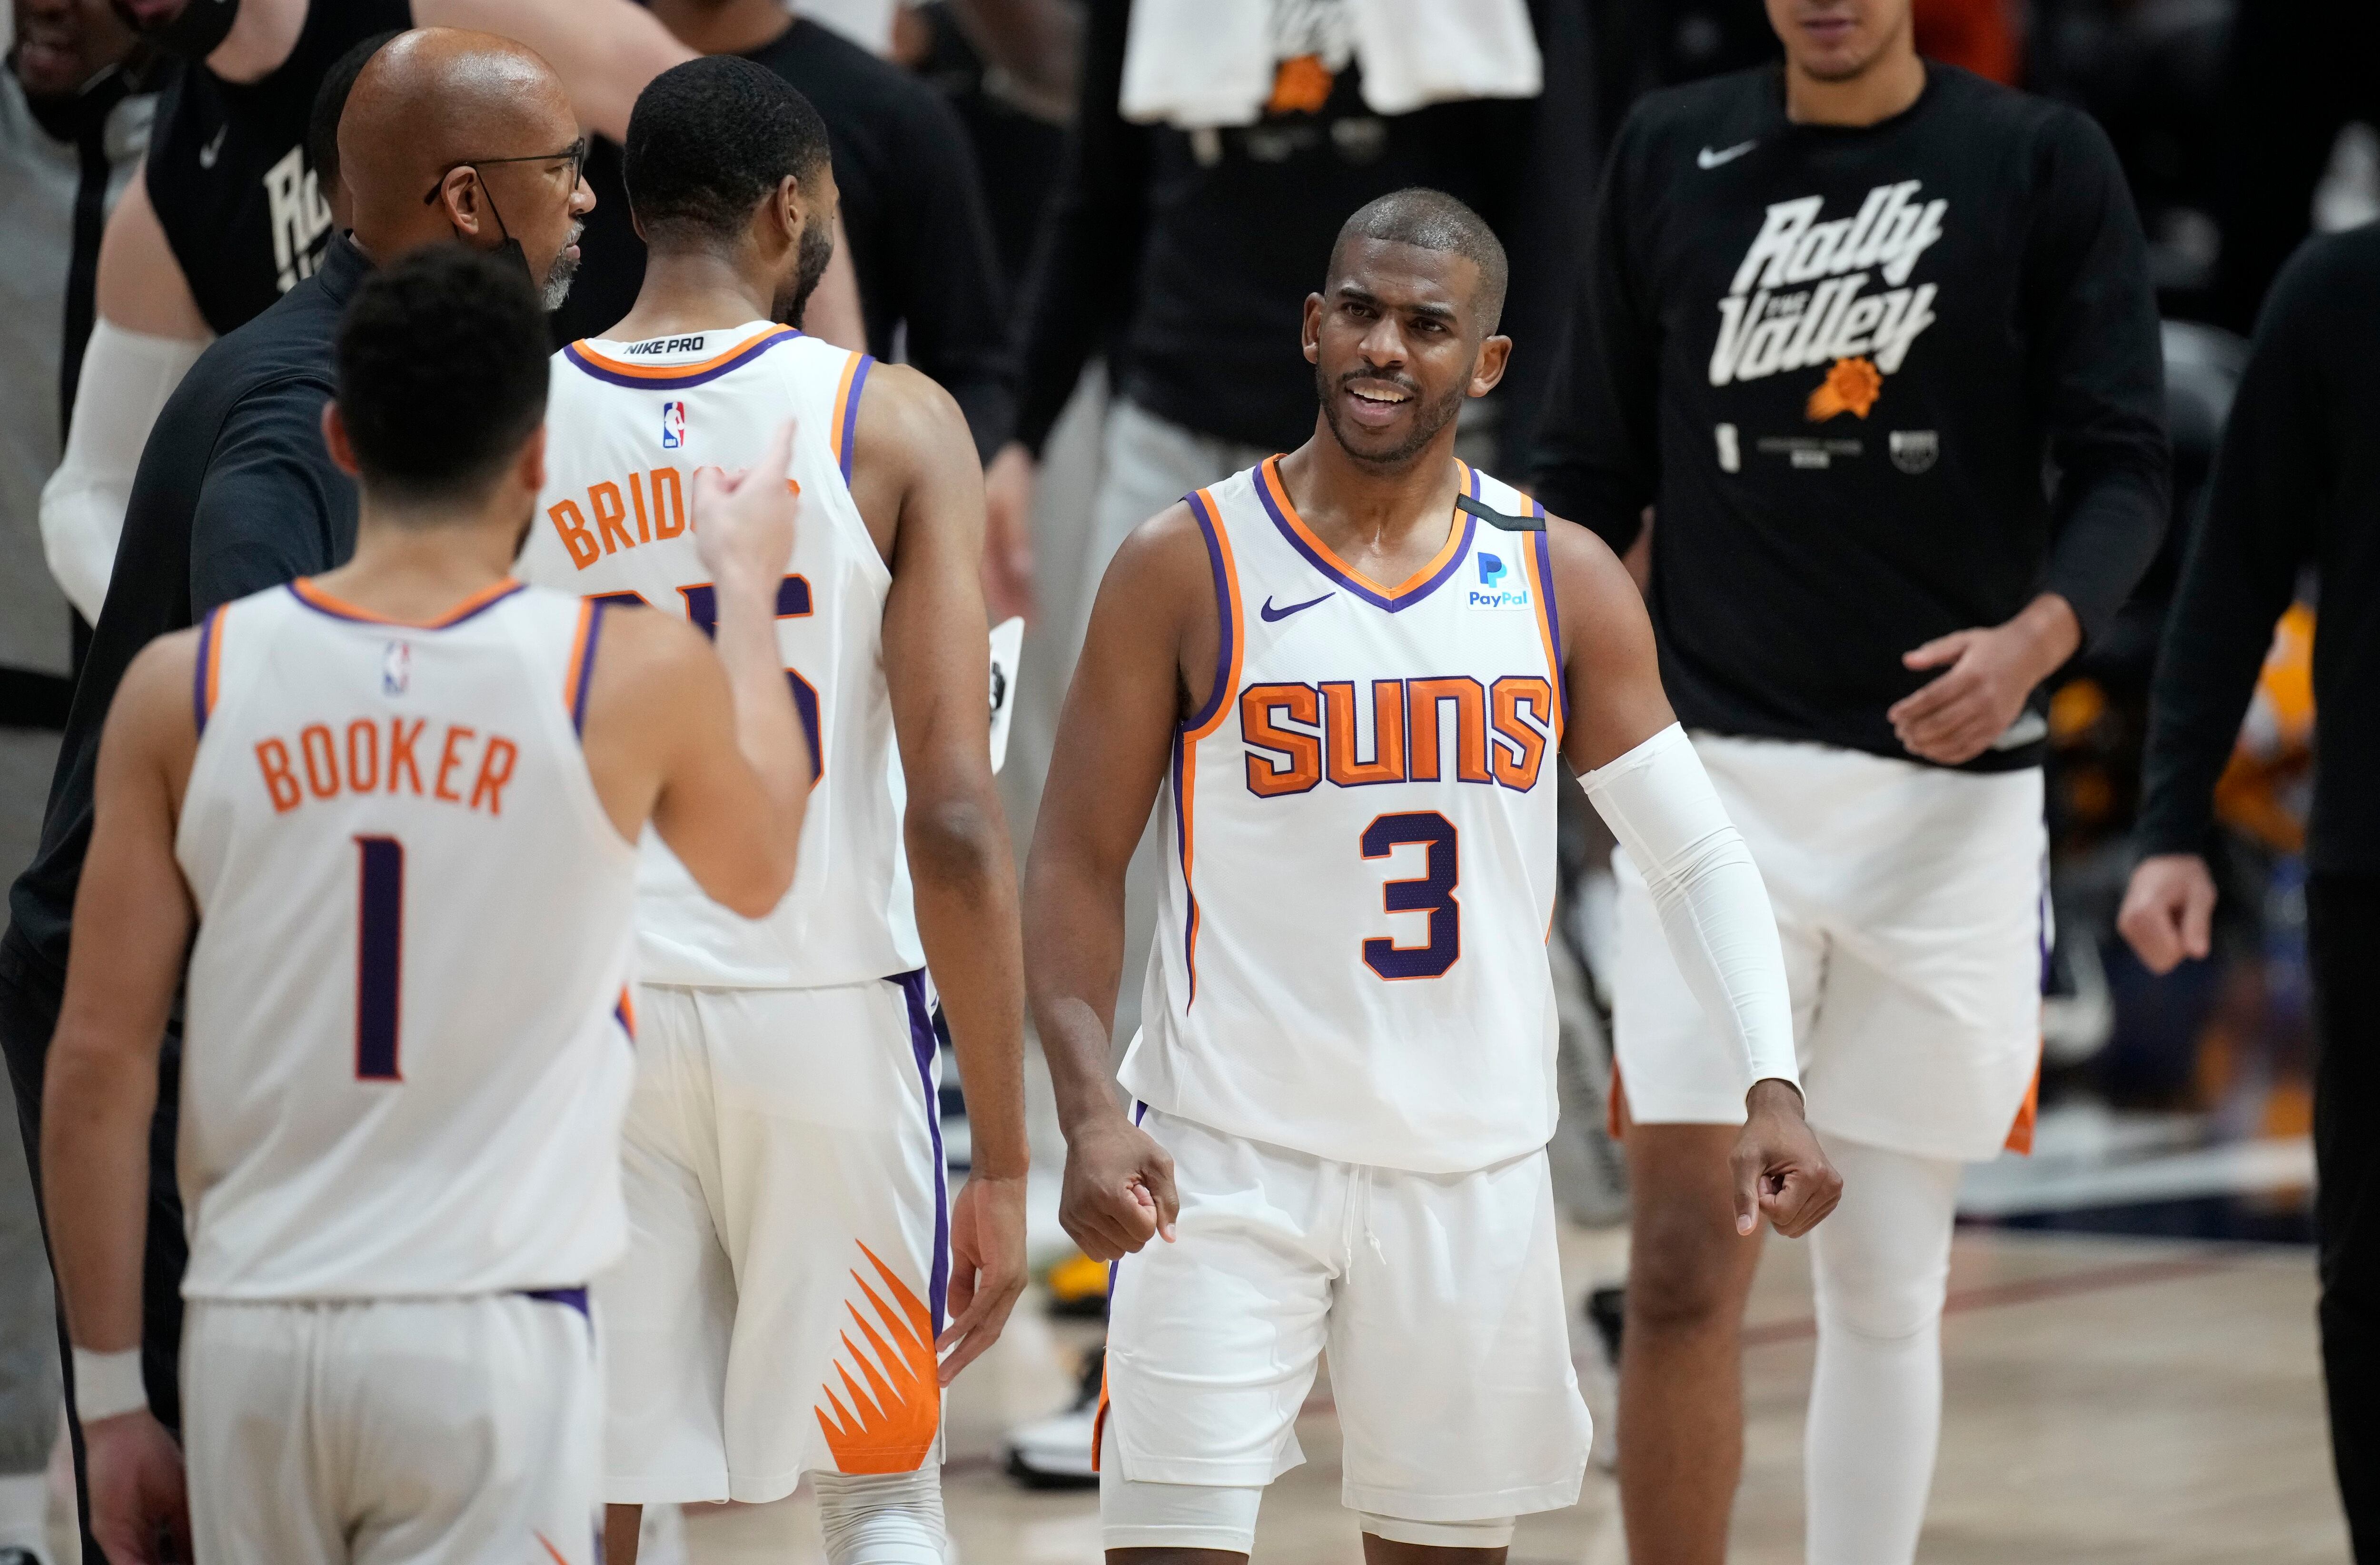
[1533, 64, 2171, 771]
[1008, 0, 1595, 460]
[2137, 225, 2380, 876]
[550, 19, 1017, 461]
[4, 235, 367, 1000]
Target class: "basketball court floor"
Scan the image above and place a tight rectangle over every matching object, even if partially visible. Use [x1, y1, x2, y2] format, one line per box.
[660, 1140, 2346, 1565]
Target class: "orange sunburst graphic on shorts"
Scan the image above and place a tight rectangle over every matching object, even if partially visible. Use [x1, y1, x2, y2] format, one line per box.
[814, 1241, 940, 1474]
[1805, 355, 1884, 421]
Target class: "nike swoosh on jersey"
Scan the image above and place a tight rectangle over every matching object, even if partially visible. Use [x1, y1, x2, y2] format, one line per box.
[1259, 592, 1335, 622]
[198, 126, 228, 168]
[1697, 139, 1756, 169]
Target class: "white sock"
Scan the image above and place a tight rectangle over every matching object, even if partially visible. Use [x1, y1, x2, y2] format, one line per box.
[813, 1468, 946, 1565]
[1803, 1134, 1964, 1565]
[0, 1471, 48, 1555]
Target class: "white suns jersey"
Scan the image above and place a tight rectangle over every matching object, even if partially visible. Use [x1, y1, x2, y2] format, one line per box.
[1123, 458, 1567, 1174]
[175, 580, 638, 1300]
[523, 323, 920, 988]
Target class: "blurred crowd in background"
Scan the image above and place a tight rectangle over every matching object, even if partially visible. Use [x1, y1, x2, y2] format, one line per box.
[0, 0, 2365, 1545]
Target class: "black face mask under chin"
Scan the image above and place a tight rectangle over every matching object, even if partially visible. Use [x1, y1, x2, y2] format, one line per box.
[111, 0, 240, 61]
[475, 180, 537, 290]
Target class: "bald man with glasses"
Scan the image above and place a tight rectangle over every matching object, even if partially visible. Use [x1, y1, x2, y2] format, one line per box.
[0, 28, 597, 1556]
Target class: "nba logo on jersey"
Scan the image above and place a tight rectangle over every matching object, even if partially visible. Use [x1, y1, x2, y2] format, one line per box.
[1470, 552, 1528, 612]
[381, 641, 410, 696]
[661, 401, 687, 450]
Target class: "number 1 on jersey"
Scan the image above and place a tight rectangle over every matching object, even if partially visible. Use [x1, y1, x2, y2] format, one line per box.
[354, 835, 404, 1080]
[1360, 811, 1460, 980]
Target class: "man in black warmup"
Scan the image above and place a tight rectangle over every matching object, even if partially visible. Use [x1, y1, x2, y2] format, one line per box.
[2120, 226, 2380, 1562]
[1531, 0, 2168, 1561]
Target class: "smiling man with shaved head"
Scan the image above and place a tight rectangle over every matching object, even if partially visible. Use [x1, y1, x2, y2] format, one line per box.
[0, 27, 601, 1559]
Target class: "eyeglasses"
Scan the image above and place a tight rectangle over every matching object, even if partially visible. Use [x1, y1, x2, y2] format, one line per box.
[421, 138, 588, 206]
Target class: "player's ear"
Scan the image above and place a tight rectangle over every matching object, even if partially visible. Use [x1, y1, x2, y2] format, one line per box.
[321, 400, 363, 478]
[773, 175, 803, 248]
[1302, 292, 1324, 364]
[1467, 333, 1513, 399]
[515, 423, 547, 496]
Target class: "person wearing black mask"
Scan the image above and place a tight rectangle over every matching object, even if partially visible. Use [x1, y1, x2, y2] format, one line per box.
[0, 27, 592, 1559]
[35, 0, 702, 630]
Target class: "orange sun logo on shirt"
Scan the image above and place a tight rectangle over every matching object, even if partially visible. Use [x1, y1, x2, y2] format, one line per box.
[1267, 54, 1336, 115]
[1805, 355, 1884, 421]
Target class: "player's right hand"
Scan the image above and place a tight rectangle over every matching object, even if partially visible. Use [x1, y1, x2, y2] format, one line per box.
[692, 418, 800, 597]
[2117, 852, 2218, 975]
[84, 1407, 190, 1565]
[1731, 1079, 1842, 1239]
[1060, 1114, 1180, 1261]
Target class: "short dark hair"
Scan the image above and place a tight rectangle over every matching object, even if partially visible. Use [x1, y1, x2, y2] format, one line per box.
[336, 246, 550, 505]
[1329, 188, 1510, 332]
[624, 56, 832, 248]
[308, 29, 399, 202]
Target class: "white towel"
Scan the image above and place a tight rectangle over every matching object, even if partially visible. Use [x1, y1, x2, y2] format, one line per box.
[1119, 0, 1541, 129]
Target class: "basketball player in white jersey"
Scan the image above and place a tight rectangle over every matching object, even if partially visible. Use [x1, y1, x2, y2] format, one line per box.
[37, 246, 813, 1565]
[515, 59, 1028, 1565]
[1026, 188, 1843, 1563]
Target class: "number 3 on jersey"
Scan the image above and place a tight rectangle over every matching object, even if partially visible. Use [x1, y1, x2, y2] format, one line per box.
[590, 576, 822, 775]
[1360, 811, 1459, 980]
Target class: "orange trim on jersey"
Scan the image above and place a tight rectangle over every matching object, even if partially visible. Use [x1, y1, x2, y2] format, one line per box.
[1177, 488, 1245, 1001]
[200, 605, 226, 723]
[828, 350, 866, 468]
[289, 576, 523, 630]
[1091, 1345, 1111, 1472]
[2004, 1057, 2041, 1155]
[1259, 455, 1467, 602]
[564, 597, 598, 715]
[1519, 532, 1564, 741]
[1183, 489, 1244, 743]
[1607, 1060, 1627, 1142]
[565, 325, 794, 381]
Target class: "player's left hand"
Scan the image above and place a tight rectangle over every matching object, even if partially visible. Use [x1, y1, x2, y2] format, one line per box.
[84, 1407, 190, 1565]
[1731, 1079, 1842, 1239]
[937, 1171, 1028, 1386]
[1888, 594, 2081, 765]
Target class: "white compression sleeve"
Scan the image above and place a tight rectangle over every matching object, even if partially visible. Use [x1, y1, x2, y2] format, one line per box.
[1579, 724, 1800, 1091]
[40, 317, 208, 621]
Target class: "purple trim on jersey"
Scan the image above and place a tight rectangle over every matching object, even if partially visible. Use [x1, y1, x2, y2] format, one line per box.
[191, 606, 218, 736]
[892, 968, 951, 1337]
[1254, 463, 1478, 613]
[1170, 733, 1201, 1007]
[2037, 853, 2054, 993]
[570, 600, 607, 736]
[559, 328, 801, 391]
[282, 579, 526, 629]
[521, 1286, 589, 1318]
[1532, 522, 1564, 712]
[838, 355, 873, 484]
[1181, 489, 1236, 733]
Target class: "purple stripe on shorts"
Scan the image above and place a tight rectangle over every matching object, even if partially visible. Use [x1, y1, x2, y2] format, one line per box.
[891, 968, 951, 1336]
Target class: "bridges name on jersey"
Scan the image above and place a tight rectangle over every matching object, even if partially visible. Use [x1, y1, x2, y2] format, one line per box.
[523, 323, 921, 990]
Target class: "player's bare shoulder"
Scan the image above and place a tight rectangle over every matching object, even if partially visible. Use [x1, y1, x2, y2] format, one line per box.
[844, 360, 979, 560]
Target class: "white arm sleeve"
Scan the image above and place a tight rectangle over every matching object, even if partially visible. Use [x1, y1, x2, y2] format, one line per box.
[40, 318, 208, 622]
[1580, 723, 1801, 1093]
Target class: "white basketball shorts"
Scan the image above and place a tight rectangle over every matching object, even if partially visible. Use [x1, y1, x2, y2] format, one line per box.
[1611, 733, 2048, 1161]
[182, 1291, 600, 1565]
[1101, 1109, 1592, 1524]
[599, 974, 948, 1505]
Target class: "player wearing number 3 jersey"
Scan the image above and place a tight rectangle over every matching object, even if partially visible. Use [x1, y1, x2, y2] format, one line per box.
[517, 59, 1030, 1565]
[39, 248, 811, 1565]
[1027, 189, 1844, 1564]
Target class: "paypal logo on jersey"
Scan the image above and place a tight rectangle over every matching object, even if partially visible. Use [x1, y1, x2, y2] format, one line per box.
[661, 401, 686, 451]
[1468, 550, 1530, 612]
